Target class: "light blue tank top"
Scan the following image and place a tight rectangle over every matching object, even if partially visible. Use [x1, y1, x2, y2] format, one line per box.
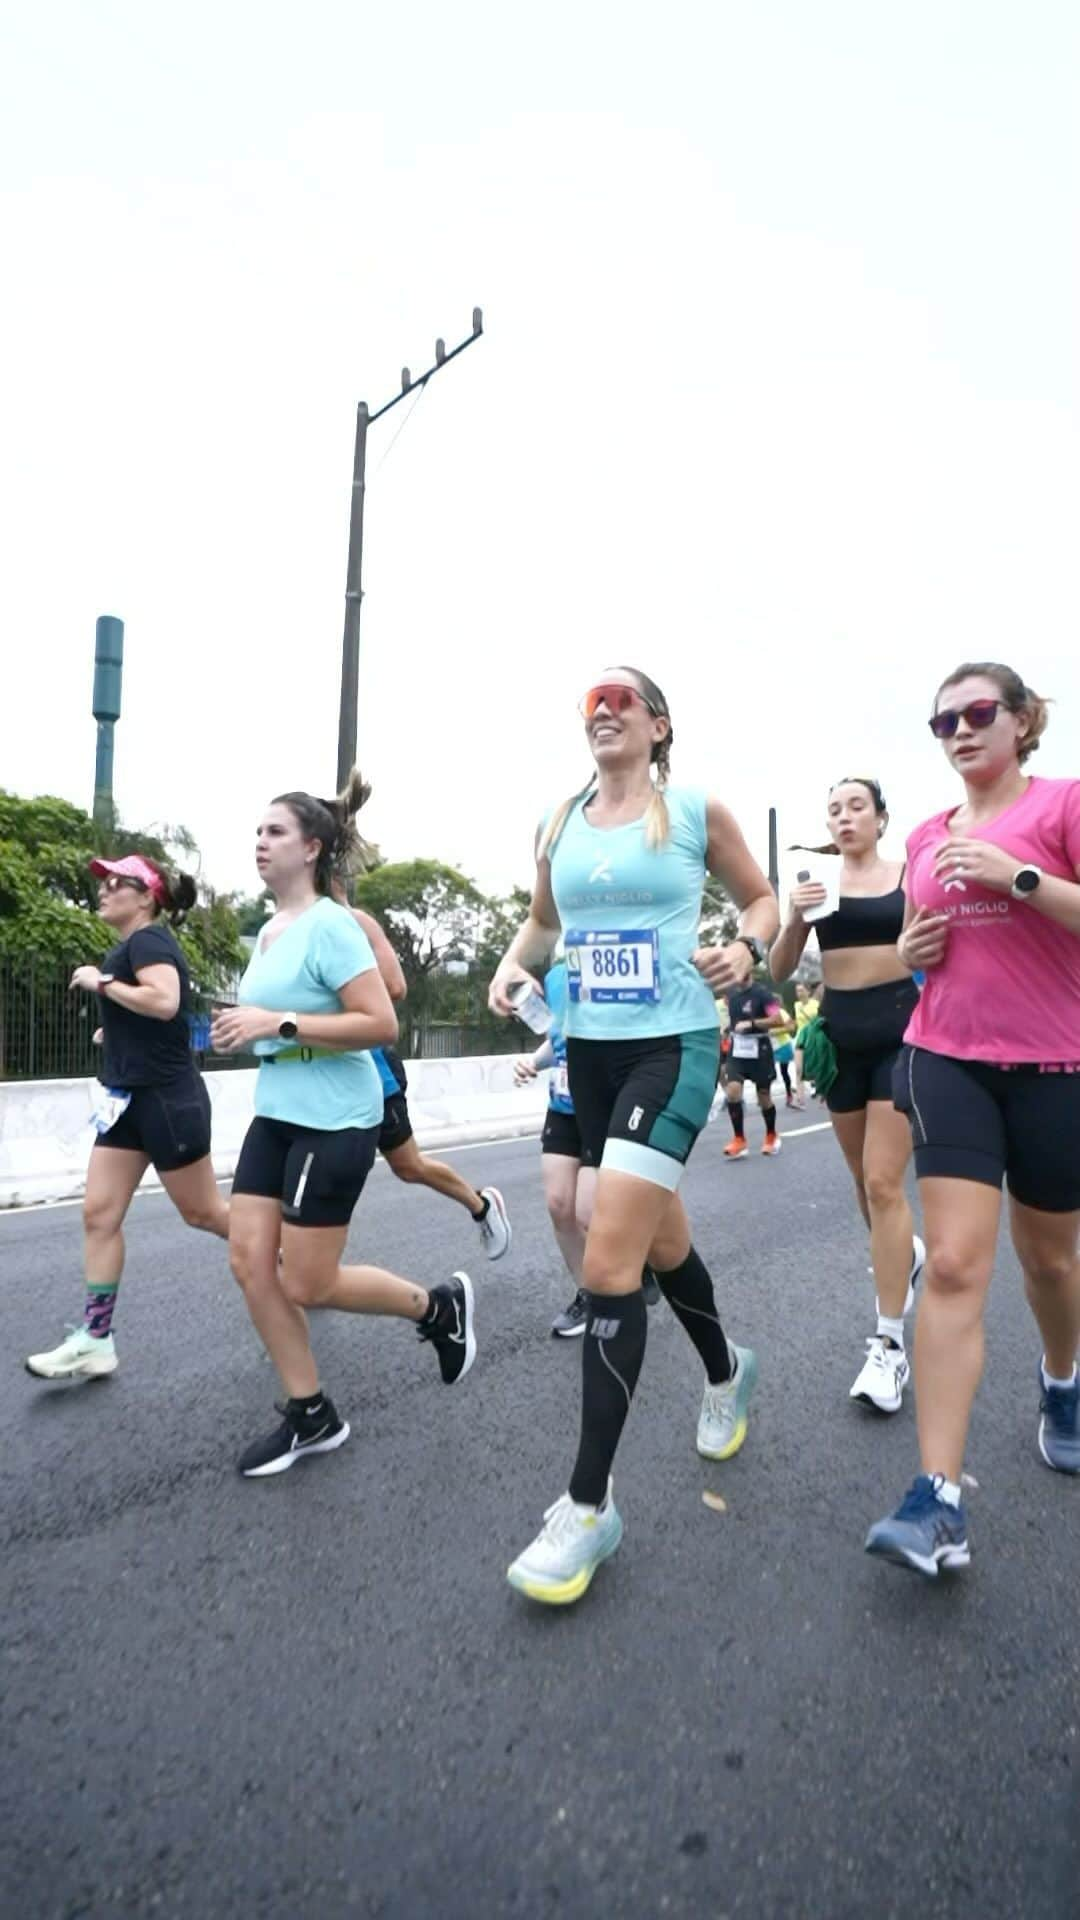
[548, 785, 719, 1041]
[544, 962, 574, 1113]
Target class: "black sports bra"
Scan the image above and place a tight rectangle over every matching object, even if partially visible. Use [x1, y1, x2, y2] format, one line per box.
[814, 885, 905, 952]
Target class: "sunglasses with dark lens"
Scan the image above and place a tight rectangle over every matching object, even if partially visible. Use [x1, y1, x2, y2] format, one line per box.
[102, 874, 148, 894]
[928, 699, 1001, 740]
[579, 683, 658, 721]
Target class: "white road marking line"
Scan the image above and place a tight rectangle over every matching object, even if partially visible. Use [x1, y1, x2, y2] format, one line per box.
[0, 1118, 834, 1220]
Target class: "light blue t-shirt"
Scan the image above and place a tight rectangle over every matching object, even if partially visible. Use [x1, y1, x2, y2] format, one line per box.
[548, 785, 719, 1041]
[544, 962, 574, 1114]
[238, 897, 384, 1131]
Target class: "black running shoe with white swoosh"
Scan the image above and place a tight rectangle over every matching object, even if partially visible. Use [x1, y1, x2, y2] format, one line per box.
[418, 1272, 476, 1385]
[238, 1395, 350, 1477]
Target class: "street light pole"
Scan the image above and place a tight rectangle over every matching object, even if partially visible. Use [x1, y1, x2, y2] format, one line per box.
[335, 308, 484, 791]
[336, 403, 369, 792]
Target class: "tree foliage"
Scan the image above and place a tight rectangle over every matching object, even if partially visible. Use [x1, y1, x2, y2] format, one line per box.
[698, 875, 742, 948]
[0, 790, 245, 990]
[352, 860, 487, 1022]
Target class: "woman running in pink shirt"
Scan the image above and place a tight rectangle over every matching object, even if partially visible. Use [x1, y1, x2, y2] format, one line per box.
[866, 662, 1080, 1577]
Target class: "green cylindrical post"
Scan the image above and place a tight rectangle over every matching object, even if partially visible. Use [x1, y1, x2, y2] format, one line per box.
[93, 615, 124, 829]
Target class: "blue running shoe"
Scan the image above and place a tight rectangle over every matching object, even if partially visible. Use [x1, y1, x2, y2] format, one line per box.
[865, 1474, 970, 1578]
[1038, 1369, 1080, 1474]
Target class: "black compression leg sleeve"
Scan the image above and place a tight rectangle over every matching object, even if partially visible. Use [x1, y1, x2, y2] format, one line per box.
[568, 1290, 648, 1506]
[653, 1248, 732, 1384]
[727, 1098, 745, 1138]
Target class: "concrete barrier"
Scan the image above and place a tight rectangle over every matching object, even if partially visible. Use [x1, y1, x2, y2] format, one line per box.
[0, 1058, 550, 1210]
[0, 1058, 789, 1212]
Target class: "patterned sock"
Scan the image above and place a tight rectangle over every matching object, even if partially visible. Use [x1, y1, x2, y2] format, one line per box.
[568, 1290, 647, 1507]
[85, 1285, 118, 1339]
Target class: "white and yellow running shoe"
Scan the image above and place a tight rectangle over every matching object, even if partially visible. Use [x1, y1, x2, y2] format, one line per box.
[507, 1482, 623, 1605]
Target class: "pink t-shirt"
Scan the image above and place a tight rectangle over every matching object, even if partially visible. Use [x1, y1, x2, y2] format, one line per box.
[904, 776, 1080, 1065]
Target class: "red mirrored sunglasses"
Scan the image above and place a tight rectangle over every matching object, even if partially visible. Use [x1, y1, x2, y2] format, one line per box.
[578, 682, 659, 721]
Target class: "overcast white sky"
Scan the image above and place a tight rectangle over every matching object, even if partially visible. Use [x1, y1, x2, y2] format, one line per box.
[2, 1, 1077, 904]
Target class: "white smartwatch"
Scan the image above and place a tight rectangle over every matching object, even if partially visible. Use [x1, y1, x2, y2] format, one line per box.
[1010, 865, 1042, 901]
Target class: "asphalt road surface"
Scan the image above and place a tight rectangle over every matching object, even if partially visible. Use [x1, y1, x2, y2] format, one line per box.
[3, 1109, 1078, 1919]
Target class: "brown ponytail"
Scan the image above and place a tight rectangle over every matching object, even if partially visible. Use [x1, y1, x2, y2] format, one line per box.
[147, 866, 198, 925]
[274, 768, 380, 896]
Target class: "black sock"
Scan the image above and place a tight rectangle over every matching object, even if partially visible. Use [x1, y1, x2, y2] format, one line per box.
[779, 1062, 792, 1094]
[288, 1392, 327, 1422]
[727, 1100, 745, 1139]
[654, 1248, 732, 1384]
[568, 1290, 648, 1506]
[470, 1195, 490, 1221]
[761, 1103, 777, 1134]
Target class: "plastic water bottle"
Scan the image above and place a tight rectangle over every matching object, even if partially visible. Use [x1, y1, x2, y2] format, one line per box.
[507, 979, 552, 1035]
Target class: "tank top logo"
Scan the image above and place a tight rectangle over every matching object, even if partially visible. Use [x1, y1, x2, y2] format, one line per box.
[588, 856, 615, 885]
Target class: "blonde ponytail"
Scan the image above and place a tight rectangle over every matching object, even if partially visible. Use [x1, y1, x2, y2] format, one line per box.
[642, 737, 672, 849]
[538, 777, 597, 862]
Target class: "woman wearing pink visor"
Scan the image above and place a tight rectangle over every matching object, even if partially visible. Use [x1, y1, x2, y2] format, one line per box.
[25, 853, 229, 1384]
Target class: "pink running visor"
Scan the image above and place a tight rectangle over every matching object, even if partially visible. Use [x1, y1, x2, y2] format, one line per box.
[88, 854, 167, 905]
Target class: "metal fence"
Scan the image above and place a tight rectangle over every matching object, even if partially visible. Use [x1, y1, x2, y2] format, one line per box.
[0, 961, 526, 1080]
[407, 1022, 523, 1060]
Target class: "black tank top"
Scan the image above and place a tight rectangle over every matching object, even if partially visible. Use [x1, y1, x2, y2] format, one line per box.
[815, 885, 905, 952]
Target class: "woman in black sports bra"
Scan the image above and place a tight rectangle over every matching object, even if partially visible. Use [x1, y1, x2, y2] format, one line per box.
[770, 778, 924, 1418]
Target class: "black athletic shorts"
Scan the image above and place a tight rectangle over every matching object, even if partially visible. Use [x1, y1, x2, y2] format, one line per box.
[722, 1041, 775, 1091]
[541, 1107, 583, 1159]
[232, 1115, 379, 1227]
[566, 1028, 720, 1193]
[378, 1093, 413, 1156]
[824, 979, 919, 1116]
[893, 1046, 1080, 1214]
[95, 1072, 211, 1172]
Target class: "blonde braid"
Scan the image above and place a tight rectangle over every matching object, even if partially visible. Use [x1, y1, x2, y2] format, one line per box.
[538, 775, 597, 862]
[643, 734, 672, 849]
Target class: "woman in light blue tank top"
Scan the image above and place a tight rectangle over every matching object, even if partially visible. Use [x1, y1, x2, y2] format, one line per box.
[489, 667, 779, 1605]
[212, 772, 480, 1478]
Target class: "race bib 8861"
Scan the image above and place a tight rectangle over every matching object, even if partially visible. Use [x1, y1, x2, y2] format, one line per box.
[565, 929, 661, 1005]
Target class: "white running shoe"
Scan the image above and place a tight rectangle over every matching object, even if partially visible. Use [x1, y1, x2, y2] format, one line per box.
[850, 1337, 910, 1414]
[476, 1187, 512, 1261]
[697, 1344, 759, 1459]
[25, 1326, 118, 1381]
[506, 1482, 623, 1605]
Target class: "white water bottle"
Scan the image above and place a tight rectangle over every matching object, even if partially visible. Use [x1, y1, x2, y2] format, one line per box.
[797, 858, 839, 925]
[507, 979, 552, 1035]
